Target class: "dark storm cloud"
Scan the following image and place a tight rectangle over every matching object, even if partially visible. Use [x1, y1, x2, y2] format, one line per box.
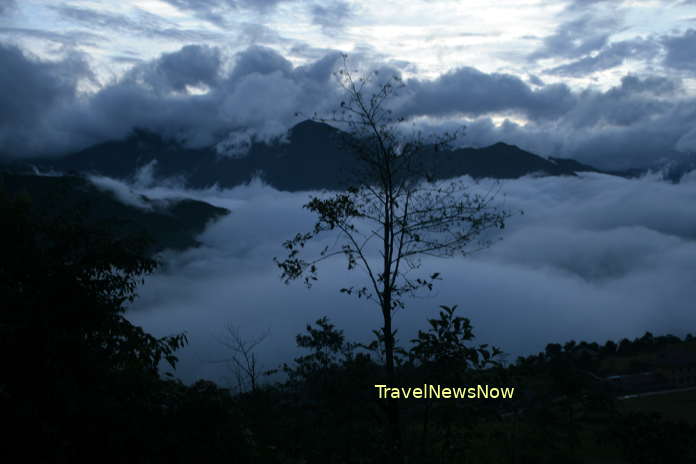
[546, 38, 660, 77]
[0, 43, 346, 155]
[132, 44, 222, 92]
[604, 74, 679, 97]
[1, 40, 695, 170]
[0, 44, 93, 155]
[400, 67, 576, 121]
[398, 70, 693, 169]
[0, 44, 84, 125]
[226, 44, 293, 80]
[211, 46, 344, 141]
[457, 98, 696, 170]
[563, 75, 679, 129]
[0, 43, 225, 153]
[662, 28, 696, 73]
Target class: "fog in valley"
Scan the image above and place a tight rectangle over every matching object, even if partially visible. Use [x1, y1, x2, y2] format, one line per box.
[104, 170, 696, 384]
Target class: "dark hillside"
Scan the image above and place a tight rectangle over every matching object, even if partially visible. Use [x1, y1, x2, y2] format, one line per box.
[22, 121, 612, 191]
[0, 172, 228, 252]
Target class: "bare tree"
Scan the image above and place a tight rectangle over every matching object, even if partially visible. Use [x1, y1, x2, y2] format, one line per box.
[275, 56, 509, 463]
[218, 325, 269, 394]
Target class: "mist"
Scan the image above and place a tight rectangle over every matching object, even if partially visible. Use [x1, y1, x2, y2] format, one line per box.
[112, 171, 696, 384]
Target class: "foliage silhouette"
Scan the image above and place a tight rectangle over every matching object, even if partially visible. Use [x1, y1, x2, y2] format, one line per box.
[275, 56, 509, 462]
[0, 188, 257, 463]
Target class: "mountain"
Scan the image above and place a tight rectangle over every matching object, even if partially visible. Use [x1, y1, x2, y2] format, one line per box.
[0, 172, 229, 252]
[22, 120, 610, 191]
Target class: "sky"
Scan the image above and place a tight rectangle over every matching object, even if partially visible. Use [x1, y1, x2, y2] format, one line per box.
[2, 0, 696, 169]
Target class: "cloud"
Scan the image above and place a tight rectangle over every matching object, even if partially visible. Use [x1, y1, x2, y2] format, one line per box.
[310, 1, 354, 33]
[227, 44, 293, 80]
[0, 0, 16, 16]
[675, 127, 696, 153]
[89, 175, 153, 210]
[52, 5, 138, 31]
[0, 44, 93, 156]
[457, 112, 695, 172]
[121, 172, 696, 383]
[609, 74, 679, 96]
[52, 5, 224, 42]
[400, 69, 678, 130]
[160, 0, 286, 26]
[662, 28, 696, 73]
[527, 74, 544, 86]
[529, 13, 619, 61]
[237, 22, 286, 45]
[400, 66, 576, 121]
[130, 44, 222, 92]
[0, 27, 104, 47]
[161, 0, 355, 32]
[0, 43, 347, 156]
[562, 0, 615, 10]
[2, 41, 696, 171]
[562, 76, 678, 129]
[158, 0, 234, 27]
[398, 72, 693, 170]
[545, 38, 660, 77]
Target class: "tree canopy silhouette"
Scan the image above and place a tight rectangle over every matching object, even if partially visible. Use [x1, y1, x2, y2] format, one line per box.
[0, 189, 189, 461]
[275, 57, 509, 463]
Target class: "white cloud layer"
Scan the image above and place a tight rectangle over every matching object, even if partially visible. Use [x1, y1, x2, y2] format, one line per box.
[122, 172, 696, 384]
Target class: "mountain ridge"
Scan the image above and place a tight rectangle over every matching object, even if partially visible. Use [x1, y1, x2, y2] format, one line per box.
[20, 120, 614, 191]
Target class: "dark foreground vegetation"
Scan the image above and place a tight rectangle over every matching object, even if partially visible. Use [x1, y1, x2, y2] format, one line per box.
[2, 188, 696, 464]
[0, 171, 229, 252]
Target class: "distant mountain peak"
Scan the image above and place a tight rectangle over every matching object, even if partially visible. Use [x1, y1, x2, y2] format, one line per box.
[290, 119, 338, 137]
[486, 141, 526, 153]
[127, 128, 170, 146]
[490, 141, 515, 148]
[21, 120, 613, 191]
[292, 119, 333, 130]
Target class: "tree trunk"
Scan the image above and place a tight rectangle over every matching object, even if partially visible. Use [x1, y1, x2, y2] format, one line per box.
[421, 399, 431, 459]
[382, 299, 404, 464]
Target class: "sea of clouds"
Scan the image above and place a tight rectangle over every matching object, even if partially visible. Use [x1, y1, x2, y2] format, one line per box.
[98, 171, 696, 385]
